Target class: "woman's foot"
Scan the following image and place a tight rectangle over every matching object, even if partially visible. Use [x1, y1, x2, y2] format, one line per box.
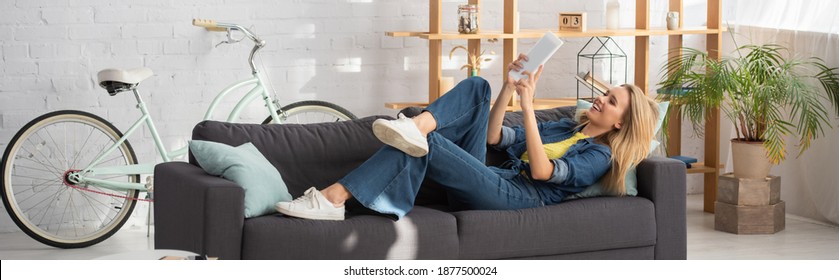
[275, 187, 345, 221]
[372, 117, 430, 157]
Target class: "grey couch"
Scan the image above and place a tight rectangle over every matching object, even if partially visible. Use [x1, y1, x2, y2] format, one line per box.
[154, 106, 687, 260]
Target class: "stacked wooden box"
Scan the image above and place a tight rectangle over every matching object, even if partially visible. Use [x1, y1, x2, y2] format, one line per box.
[715, 173, 785, 234]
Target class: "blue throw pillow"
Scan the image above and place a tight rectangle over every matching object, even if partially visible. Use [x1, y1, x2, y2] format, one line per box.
[567, 99, 668, 199]
[189, 140, 292, 217]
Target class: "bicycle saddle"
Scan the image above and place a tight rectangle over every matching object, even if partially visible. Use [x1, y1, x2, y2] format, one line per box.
[97, 67, 153, 95]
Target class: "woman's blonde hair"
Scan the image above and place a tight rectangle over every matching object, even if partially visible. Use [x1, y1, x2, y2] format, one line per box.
[579, 84, 659, 195]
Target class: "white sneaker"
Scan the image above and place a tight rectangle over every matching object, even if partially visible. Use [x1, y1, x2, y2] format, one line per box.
[275, 187, 345, 221]
[372, 118, 429, 157]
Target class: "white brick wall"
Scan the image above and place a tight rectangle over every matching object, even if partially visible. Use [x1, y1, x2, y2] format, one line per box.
[0, 0, 717, 235]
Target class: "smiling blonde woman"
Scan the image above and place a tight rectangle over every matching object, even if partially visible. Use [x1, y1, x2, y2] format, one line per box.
[276, 54, 660, 221]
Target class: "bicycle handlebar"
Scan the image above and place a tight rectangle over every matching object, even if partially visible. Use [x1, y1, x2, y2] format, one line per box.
[193, 18, 266, 74]
[192, 19, 226, 31]
[192, 18, 264, 47]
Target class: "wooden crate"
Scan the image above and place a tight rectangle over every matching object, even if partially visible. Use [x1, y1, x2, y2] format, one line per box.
[714, 200, 785, 234]
[717, 173, 780, 206]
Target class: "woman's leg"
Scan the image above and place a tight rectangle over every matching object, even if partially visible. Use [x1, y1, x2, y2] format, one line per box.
[375, 76, 492, 160]
[421, 133, 543, 210]
[423, 76, 491, 162]
[334, 145, 426, 218]
[333, 133, 541, 219]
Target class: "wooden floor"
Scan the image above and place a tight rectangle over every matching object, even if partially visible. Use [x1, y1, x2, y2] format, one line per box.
[0, 194, 837, 260]
[685, 194, 839, 259]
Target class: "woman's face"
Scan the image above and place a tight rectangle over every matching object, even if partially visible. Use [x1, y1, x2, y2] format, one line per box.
[587, 86, 631, 130]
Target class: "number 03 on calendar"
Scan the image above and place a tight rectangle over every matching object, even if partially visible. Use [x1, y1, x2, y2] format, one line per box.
[559, 12, 587, 32]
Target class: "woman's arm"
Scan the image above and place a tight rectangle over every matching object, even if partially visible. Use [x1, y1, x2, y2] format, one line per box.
[522, 105, 553, 180]
[487, 81, 515, 145]
[487, 54, 529, 146]
[516, 66, 553, 181]
[547, 146, 611, 188]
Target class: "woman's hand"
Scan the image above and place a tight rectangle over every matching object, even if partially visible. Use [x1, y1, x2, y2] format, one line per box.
[515, 65, 543, 111]
[503, 53, 530, 95]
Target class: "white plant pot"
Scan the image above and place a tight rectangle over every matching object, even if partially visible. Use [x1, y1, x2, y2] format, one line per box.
[731, 139, 772, 179]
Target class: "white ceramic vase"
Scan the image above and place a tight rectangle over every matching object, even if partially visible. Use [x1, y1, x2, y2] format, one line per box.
[667, 11, 679, 30]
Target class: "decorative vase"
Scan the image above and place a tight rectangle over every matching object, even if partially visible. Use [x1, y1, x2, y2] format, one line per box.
[731, 139, 772, 179]
[666, 11, 679, 30]
[606, 0, 620, 30]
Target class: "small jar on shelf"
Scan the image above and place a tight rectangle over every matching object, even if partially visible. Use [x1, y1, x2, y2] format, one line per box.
[458, 4, 479, 34]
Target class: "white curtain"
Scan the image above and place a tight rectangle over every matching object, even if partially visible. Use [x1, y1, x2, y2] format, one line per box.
[726, 0, 839, 225]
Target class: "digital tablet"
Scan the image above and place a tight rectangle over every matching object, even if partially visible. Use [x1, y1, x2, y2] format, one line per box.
[508, 32, 564, 80]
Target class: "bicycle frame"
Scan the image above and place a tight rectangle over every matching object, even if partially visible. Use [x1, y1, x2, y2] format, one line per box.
[204, 71, 280, 123]
[74, 71, 281, 192]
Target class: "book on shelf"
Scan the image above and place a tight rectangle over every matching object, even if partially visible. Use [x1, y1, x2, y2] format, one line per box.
[575, 74, 603, 95]
[656, 87, 694, 96]
[584, 71, 612, 93]
[575, 71, 613, 95]
[668, 155, 698, 168]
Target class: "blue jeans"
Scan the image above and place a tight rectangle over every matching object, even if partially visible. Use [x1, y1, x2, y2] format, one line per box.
[338, 77, 544, 219]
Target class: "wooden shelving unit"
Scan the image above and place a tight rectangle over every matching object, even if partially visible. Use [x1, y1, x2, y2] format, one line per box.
[387, 0, 723, 213]
[388, 27, 726, 40]
[686, 162, 724, 174]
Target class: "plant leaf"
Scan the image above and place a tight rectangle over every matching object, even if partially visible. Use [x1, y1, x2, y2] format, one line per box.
[449, 45, 467, 60]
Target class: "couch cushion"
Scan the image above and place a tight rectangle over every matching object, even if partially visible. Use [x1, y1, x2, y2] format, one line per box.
[189, 141, 292, 218]
[191, 116, 391, 197]
[452, 197, 656, 259]
[241, 206, 459, 259]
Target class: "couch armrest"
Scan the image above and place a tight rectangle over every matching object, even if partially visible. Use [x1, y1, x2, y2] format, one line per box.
[154, 162, 245, 260]
[635, 157, 687, 260]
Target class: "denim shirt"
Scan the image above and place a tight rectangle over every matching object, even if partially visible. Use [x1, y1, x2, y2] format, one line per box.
[492, 118, 612, 203]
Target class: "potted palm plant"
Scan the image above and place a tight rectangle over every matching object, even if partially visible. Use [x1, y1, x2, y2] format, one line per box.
[658, 41, 839, 179]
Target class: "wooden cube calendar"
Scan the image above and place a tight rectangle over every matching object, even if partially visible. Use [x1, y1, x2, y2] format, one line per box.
[559, 12, 586, 32]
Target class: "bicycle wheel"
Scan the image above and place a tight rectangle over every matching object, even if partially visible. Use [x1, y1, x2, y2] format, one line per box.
[1, 110, 140, 248]
[262, 100, 357, 124]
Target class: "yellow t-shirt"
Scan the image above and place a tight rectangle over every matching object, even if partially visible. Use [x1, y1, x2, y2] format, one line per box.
[521, 132, 589, 162]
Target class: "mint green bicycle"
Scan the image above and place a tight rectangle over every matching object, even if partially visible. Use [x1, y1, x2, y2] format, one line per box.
[0, 19, 356, 248]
